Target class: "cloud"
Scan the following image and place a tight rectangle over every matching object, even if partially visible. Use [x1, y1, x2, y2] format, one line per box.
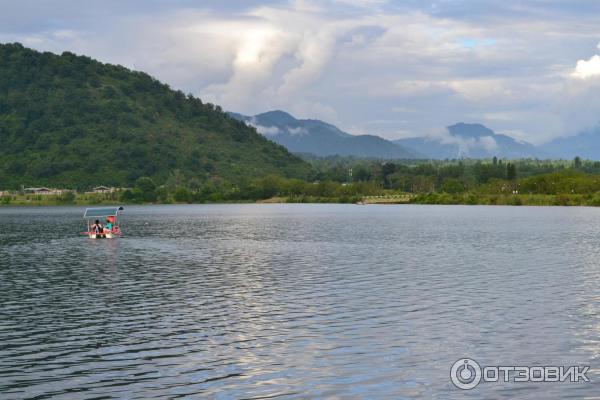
[200, 19, 296, 110]
[332, 0, 387, 7]
[571, 54, 600, 79]
[417, 126, 498, 156]
[2, 0, 600, 142]
[478, 135, 498, 152]
[246, 116, 285, 136]
[253, 124, 281, 136]
[287, 126, 308, 135]
[243, 121, 308, 137]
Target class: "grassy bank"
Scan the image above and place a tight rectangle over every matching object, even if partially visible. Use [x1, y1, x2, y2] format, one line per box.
[3, 191, 599, 207]
[0, 192, 121, 206]
[409, 192, 600, 206]
[0, 193, 364, 206]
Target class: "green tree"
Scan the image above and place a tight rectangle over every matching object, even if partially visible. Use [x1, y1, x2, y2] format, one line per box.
[441, 178, 465, 194]
[135, 177, 157, 202]
[173, 187, 192, 203]
[354, 166, 371, 182]
[120, 189, 136, 203]
[506, 163, 517, 180]
[155, 186, 170, 203]
[57, 190, 76, 204]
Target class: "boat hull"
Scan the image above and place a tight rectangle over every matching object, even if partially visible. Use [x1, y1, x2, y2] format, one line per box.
[88, 233, 116, 239]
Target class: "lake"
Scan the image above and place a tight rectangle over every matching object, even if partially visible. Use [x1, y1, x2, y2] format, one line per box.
[0, 204, 598, 399]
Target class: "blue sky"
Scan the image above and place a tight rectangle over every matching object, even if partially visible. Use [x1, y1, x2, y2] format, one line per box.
[2, 0, 600, 143]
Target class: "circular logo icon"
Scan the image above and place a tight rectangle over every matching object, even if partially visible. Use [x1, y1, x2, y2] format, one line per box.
[450, 358, 482, 390]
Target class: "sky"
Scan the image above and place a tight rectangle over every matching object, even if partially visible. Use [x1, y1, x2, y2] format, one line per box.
[2, 0, 600, 144]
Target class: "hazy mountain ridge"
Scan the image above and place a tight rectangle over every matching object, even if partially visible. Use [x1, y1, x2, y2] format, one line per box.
[232, 108, 600, 160]
[540, 127, 600, 159]
[229, 110, 422, 159]
[394, 123, 544, 159]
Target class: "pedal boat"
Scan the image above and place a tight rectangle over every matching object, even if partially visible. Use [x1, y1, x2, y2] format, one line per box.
[83, 206, 124, 239]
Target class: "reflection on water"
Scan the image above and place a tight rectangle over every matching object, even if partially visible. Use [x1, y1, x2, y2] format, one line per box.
[0, 204, 598, 399]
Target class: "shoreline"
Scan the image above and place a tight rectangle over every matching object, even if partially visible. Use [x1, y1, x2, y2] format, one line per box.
[1, 193, 600, 207]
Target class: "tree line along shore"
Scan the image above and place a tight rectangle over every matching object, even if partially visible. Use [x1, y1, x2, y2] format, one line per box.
[4, 157, 600, 207]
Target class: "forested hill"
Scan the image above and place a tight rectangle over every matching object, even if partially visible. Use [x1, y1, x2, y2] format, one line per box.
[0, 43, 309, 189]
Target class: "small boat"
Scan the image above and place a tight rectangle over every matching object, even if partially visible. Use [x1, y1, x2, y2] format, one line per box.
[83, 206, 124, 239]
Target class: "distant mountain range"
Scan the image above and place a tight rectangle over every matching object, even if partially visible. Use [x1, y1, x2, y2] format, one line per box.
[229, 110, 421, 159]
[540, 127, 600, 159]
[394, 123, 545, 159]
[400, 124, 600, 160]
[231, 109, 600, 160]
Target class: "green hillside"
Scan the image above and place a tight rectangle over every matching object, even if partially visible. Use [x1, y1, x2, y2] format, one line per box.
[0, 43, 309, 189]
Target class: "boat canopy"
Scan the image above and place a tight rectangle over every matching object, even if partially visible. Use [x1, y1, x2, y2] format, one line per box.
[84, 206, 124, 219]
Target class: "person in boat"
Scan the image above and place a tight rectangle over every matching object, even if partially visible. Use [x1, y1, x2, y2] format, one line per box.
[92, 220, 104, 237]
[104, 218, 113, 234]
[91, 220, 103, 235]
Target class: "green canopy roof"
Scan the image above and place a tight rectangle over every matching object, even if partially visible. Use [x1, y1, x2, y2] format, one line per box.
[83, 206, 123, 218]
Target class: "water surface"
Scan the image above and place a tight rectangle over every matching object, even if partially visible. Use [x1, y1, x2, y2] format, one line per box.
[0, 204, 598, 398]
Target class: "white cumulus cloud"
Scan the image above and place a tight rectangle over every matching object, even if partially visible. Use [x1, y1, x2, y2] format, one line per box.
[571, 54, 600, 79]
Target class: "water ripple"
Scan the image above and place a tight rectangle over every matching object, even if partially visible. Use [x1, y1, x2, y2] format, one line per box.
[0, 204, 598, 399]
